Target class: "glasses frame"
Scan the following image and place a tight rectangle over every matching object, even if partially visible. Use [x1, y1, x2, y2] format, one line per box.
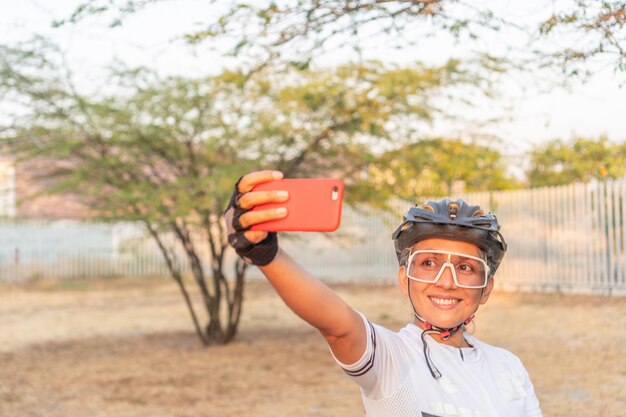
[405, 249, 490, 289]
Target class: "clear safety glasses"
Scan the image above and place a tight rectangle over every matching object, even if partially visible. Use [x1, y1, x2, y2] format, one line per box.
[406, 250, 490, 289]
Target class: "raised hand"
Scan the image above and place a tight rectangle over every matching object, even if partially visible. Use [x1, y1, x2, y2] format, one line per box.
[224, 170, 289, 265]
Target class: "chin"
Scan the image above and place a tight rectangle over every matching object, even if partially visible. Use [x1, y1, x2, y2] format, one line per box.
[420, 305, 473, 328]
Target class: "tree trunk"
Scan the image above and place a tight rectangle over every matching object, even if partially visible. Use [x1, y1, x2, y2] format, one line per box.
[144, 222, 209, 345]
[143, 211, 249, 346]
[226, 258, 247, 340]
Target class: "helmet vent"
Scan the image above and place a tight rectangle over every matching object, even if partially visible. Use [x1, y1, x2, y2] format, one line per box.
[448, 203, 458, 220]
[393, 198, 507, 271]
[400, 222, 412, 232]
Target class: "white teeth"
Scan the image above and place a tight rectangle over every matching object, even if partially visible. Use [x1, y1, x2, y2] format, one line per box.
[430, 297, 459, 305]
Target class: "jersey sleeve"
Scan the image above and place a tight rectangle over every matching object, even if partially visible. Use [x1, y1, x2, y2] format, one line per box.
[517, 358, 543, 417]
[329, 311, 411, 399]
[501, 350, 543, 417]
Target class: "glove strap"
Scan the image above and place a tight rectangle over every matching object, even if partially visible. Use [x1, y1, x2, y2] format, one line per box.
[225, 179, 279, 266]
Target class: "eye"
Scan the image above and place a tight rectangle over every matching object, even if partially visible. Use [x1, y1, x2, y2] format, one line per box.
[420, 259, 439, 269]
[458, 263, 474, 273]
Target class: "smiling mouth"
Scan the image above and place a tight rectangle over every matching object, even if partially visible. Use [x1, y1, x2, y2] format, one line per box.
[429, 296, 460, 306]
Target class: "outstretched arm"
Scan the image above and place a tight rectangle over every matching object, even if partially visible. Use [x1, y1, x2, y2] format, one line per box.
[259, 248, 366, 363]
[225, 170, 366, 364]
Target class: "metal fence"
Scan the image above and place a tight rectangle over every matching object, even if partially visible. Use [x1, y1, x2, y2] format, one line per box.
[0, 221, 178, 281]
[1, 178, 624, 295]
[283, 178, 626, 295]
[462, 180, 625, 295]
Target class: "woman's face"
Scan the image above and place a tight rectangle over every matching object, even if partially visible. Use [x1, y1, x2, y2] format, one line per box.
[398, 238, 494, 329]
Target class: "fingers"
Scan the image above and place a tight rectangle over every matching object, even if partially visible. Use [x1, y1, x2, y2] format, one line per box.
[238, 190, 288, 210]
[238, 170, 283, 193]
[225, 170, 287, 240]
[242, 230, 269, 244]
[225, 205, 269, 245]
[238, 206, 287, 229]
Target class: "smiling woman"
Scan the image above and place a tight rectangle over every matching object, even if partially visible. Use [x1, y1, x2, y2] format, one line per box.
[400, 239, 493, 339]
[224, 170, 543, 417]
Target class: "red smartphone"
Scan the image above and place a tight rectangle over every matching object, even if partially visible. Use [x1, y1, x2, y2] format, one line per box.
[249, 178, 344, 232]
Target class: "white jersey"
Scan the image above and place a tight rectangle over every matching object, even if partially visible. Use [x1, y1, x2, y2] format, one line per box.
[332, 312, 543, 417]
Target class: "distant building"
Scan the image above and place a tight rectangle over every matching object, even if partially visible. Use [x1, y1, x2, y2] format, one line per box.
[0, 157, 89, 219]
[0, 158, 16, 217]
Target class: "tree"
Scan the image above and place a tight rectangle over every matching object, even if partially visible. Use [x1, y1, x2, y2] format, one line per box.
[355, 138, 519, 205]
[539, 1, 626, 77]
[1, 40, 478, 344]
[526, 136, 626, 187]
[57, 1, 626, 77]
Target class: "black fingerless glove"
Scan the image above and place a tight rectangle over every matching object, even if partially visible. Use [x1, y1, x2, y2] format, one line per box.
[225, 179, 279, 266]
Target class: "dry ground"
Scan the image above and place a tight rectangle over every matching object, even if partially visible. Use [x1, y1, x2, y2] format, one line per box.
[0, 276, 624, 417]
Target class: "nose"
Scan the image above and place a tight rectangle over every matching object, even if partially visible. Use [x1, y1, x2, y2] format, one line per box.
[435, 263, 458, 290]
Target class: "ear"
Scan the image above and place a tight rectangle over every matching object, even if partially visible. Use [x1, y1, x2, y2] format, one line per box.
[398, 266, 409, 297]
[480, 277, 495, 305]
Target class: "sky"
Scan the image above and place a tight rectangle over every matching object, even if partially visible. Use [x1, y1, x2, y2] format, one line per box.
[1, 0, 624, 170]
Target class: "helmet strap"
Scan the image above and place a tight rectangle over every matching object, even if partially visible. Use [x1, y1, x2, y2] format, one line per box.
[406, 280, 481, 379]
[413, 310, 475, 340]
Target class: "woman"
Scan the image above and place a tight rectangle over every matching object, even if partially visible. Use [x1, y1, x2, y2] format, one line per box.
[224, 170, 543, 417]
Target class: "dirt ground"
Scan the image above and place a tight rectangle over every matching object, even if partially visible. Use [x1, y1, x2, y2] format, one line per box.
[0, 276, 624, 417]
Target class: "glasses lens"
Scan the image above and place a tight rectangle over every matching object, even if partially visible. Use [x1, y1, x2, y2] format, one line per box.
[407, 251, 487, 288]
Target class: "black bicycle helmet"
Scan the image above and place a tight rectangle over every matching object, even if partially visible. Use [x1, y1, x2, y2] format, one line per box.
[392, 198, 507, 276]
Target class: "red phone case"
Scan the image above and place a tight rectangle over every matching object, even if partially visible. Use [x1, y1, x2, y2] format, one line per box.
[249, 178, 344, 232]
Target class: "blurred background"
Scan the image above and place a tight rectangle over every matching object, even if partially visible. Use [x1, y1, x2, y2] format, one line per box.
[0, 1, 625, 416]
[2, 0, 625, 294]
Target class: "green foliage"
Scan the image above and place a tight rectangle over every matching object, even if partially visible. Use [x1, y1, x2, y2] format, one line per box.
[356, 138, 519, 205]
[1, 41, 484, 344]
[58, 1, 626, 78]
[526, 136, 626, 187]
[56, 1, 509, 74]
